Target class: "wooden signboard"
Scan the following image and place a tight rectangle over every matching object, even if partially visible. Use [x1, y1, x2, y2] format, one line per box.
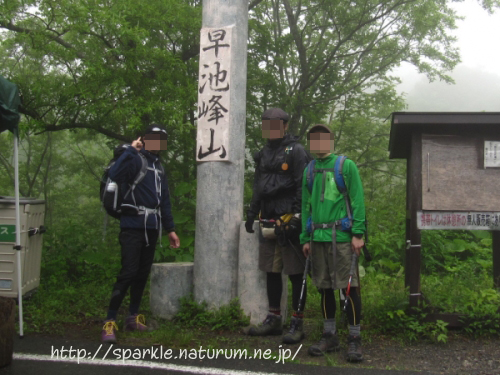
[418, 211, 500, 230]
[390, 112, 500, 318]
[422, 135, 500, 211]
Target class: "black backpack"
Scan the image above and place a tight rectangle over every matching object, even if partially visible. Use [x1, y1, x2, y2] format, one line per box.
[100, 144, 164, 219]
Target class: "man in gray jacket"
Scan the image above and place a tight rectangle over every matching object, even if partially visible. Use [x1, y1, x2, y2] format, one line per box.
[245, 108, 311, 344]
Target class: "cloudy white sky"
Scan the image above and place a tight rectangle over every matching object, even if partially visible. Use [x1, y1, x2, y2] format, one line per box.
[394, 0, 500, 111]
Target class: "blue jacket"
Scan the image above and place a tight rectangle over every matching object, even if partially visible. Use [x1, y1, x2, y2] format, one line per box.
[108, 146, 175, 232]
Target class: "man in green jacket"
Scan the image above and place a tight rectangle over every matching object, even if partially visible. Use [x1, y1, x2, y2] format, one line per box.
[300, 124, 366, 362]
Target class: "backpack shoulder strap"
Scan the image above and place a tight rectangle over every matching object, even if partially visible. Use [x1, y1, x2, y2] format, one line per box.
[123, 152, 149, 201]
[334, 155, 348, 194]
[306, 159, 316, 194]
[306, 158, 337, 202]
[158, 161, 165, 176]
[133, 152, 149, 186]
[334, 155, 352, 219]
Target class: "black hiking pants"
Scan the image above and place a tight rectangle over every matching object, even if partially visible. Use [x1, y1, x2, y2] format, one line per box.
[108, 228, 159, 317]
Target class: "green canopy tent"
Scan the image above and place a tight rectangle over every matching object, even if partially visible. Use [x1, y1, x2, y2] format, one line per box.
[0, 74, 24, 337]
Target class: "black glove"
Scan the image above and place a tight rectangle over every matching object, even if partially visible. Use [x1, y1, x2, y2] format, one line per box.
[245, 218, 255, 233]
[287, 216, 302, 242]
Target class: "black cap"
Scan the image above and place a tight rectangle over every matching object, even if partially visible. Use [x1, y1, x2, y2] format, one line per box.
[143, 124, 168, 138]
[261, 108, 289, 123]
[307, 124, 331, 136]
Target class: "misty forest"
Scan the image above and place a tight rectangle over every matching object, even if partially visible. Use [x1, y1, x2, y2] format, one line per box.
[1, 0, 500, 345]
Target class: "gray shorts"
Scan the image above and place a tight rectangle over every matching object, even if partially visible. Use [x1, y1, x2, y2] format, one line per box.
[310, 241, 359, 290]
[258, 226, 306, 275]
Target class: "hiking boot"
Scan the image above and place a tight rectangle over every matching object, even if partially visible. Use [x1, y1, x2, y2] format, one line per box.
[248, 314, 283, 336]
[346, 335, 363, 362]
[124, 314, 148, 332]
[101, 320, 118, 343]
[282, 316, 305, 344]
[308, 332, 340, 356]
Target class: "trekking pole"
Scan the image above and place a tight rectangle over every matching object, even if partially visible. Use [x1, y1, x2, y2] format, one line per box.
[362, 218, 372, 262]
[343, 252, 358, 312]
[362, 245, 372, 262]
[296, 255, 311, 314]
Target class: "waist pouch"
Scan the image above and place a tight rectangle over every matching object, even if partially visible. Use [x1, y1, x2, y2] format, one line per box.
[259, 219, 277, 240]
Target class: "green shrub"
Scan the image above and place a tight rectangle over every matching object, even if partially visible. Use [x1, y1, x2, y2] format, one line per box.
[174, 295, 250, 331]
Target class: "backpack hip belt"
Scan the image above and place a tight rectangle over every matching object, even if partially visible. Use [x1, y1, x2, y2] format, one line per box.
[140, 206, 162, 247]
[137, 206, 158, 215]
[120, 204, 162, 246]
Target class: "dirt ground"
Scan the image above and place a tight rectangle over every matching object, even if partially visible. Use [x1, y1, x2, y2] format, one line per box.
[360, 334, 500, 375]
[238, 325, 500, 375]
[31, 317, 500, 375]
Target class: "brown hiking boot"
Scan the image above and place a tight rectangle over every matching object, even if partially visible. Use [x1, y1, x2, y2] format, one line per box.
[282, 316, 305, 344]
[308, 331, 340, 356]
[346, 335, 363, 362]
[248, 313, 283, 336]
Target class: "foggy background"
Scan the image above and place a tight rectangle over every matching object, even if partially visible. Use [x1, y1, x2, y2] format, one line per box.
[394, 0, 500, 112]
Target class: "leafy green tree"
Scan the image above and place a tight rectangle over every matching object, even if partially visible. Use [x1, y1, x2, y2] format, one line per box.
[2, 0, 498, 265]
[245, 0, 499, 138]
[0, 0, 201, 141]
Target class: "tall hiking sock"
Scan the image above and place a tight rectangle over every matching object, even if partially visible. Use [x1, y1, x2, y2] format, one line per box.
[108, 288, 128, 317]
[267, 272, 282, 313]
[129, 278, 148, 316]
[349, 324, 361, 337]
[269, 307, 281, 315]
[319, 288, 336, 319]
[324, 318, 336, 334]
[343, 287, 362, 326]
[289, 273, 306, 312]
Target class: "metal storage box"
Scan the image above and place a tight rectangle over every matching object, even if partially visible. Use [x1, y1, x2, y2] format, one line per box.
[0, 197, 45, 298]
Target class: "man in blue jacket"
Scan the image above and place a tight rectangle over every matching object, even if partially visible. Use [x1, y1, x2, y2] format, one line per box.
[102, 124, 180, 343]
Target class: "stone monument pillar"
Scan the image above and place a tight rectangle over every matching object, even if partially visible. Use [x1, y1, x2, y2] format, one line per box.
[194, 0, 248, 307]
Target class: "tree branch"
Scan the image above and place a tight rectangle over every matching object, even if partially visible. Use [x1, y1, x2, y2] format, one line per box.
[0, 21, 86, 59]
[35, 123, 131, 143]
[27, 133, 50, 196]
[0, 152, 14, 186]
[73, 143, 102, 182]
[249, 0, 265, 11]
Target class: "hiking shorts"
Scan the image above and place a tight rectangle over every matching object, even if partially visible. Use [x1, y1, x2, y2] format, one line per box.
[310, 241, 359, 290]
[258, 226, 306, 275]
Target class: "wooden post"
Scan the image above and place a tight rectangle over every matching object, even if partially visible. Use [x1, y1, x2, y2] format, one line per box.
[405, 158, 411, 288]
[407, 131, 422, 309]
[493, 231, 500, 289]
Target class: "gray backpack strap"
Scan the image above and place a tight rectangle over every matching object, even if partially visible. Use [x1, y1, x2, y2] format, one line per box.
[157, 160, 165, 176]
[123, 152, 149, 202]
[314, 168, 335, 202]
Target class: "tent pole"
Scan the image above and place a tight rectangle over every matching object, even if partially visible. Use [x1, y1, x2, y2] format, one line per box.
[14, 129, 23, 337]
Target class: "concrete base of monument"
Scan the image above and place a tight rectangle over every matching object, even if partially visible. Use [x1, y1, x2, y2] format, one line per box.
[150, 262, 194, 320]
[150, 224, 289, 325]
[238, 221, 288, 326]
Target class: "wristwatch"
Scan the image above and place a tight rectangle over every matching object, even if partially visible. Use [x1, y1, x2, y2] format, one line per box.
[353, 233, 363, 239]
